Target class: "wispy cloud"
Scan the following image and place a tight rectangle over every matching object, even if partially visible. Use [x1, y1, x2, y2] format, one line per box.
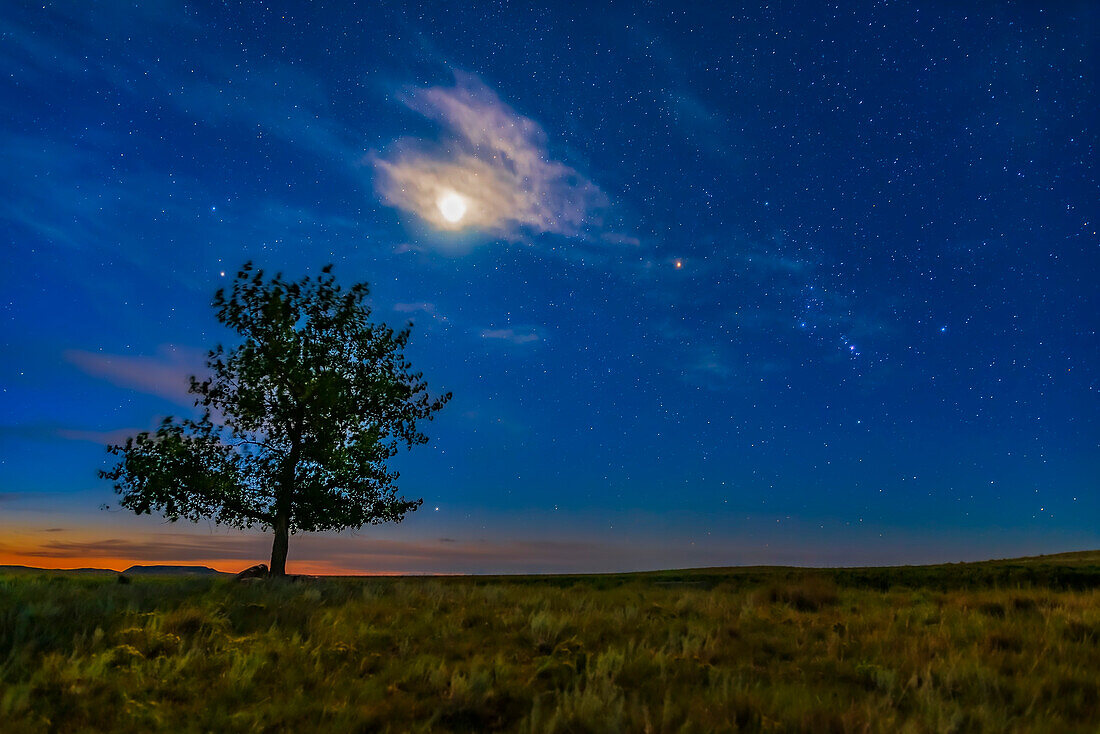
[394, 302, 437, 314]
[65, 345, 205, 405]
[479, 328, 541, 345]
[601, 232, 642, 247]
[689, 349, 733, 381]
[176, 64, 355, 163]
[55, 427, 148, 446]
[393, 302, 448, 323]
[14, 537, 263, 562]
[373, 71, 607, 241]
[0, 420, 155, 447]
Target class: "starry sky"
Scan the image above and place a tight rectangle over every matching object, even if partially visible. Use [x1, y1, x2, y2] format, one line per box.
[1, 2, 1097, 574]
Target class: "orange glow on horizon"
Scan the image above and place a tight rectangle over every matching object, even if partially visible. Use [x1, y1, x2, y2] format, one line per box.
[0, 545, 428, 577]
[0, 550, 429, 577]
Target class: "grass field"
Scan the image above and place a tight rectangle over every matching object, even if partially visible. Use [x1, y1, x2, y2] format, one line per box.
[2, 552, 1099, 732]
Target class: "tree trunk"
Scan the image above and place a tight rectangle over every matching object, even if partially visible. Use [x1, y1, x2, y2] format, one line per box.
[270, 515, 289, 577]
[272, 421, 301, 578]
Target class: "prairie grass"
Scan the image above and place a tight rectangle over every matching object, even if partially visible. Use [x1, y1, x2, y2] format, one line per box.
[1, 555, 1099, 732]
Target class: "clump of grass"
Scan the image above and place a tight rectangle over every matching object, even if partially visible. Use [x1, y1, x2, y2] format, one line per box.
[985, 632, 1024, 653]
[161, 606, 207, 636]
[977, 601, 1006, 618]
[1063, 620, 1098, 644]
[1011, 596, 1040, 613]
[763, 576, 839, 611]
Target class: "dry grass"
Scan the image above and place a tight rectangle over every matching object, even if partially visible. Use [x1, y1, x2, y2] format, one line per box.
[1, 558, 1099, 732]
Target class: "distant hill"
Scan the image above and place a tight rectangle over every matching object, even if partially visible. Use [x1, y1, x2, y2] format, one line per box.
[988, 550, 1100, 565]
[123, 565, 228, 576]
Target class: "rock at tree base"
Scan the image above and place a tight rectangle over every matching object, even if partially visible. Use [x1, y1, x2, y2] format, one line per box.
[234, 564, 268, 580]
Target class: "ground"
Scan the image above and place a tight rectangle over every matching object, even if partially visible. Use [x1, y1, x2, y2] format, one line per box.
[2, 552, 1099, 732]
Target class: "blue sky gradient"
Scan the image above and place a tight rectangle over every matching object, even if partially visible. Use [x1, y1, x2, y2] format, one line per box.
[1, 1, 1096, 572]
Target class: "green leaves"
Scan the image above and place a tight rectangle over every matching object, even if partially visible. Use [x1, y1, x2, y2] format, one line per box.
[102, 262, 451, 539]
[99, 417, 256, 527]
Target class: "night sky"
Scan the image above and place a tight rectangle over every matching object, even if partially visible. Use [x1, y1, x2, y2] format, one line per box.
[2, 2, 1096, 574]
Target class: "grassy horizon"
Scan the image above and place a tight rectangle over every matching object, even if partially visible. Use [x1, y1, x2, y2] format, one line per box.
[5, 547, 1099, 578]
[2, 553, 1099, 732]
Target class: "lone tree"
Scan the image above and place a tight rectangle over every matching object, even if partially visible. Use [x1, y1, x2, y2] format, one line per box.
[100, 263, 450, 576]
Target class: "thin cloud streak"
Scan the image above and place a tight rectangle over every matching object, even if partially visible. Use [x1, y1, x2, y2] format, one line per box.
[65, 345, 205, 406]
[0, 533, 626, 574]
[480, 328, 541, 345]
[393, 302, 448, 323]
[56, 427, 149, 446]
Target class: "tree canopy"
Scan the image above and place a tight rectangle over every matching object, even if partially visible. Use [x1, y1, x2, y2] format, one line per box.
[100, 263, 451, 575]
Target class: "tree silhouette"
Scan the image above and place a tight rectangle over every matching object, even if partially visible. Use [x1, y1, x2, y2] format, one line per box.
[100, 263, 450, 576]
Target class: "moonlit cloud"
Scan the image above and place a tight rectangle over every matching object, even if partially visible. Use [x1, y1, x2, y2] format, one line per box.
[394, 301, 437, 314]
[372, 72, 607, 240]
[393, 301, 449, 325]
[480, 328, 541, 345]
[65, 345, 205, 405]
[56, 426, 149, 445]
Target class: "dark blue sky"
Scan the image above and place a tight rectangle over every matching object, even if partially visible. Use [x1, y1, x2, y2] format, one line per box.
[1, 2, 1096, 573]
